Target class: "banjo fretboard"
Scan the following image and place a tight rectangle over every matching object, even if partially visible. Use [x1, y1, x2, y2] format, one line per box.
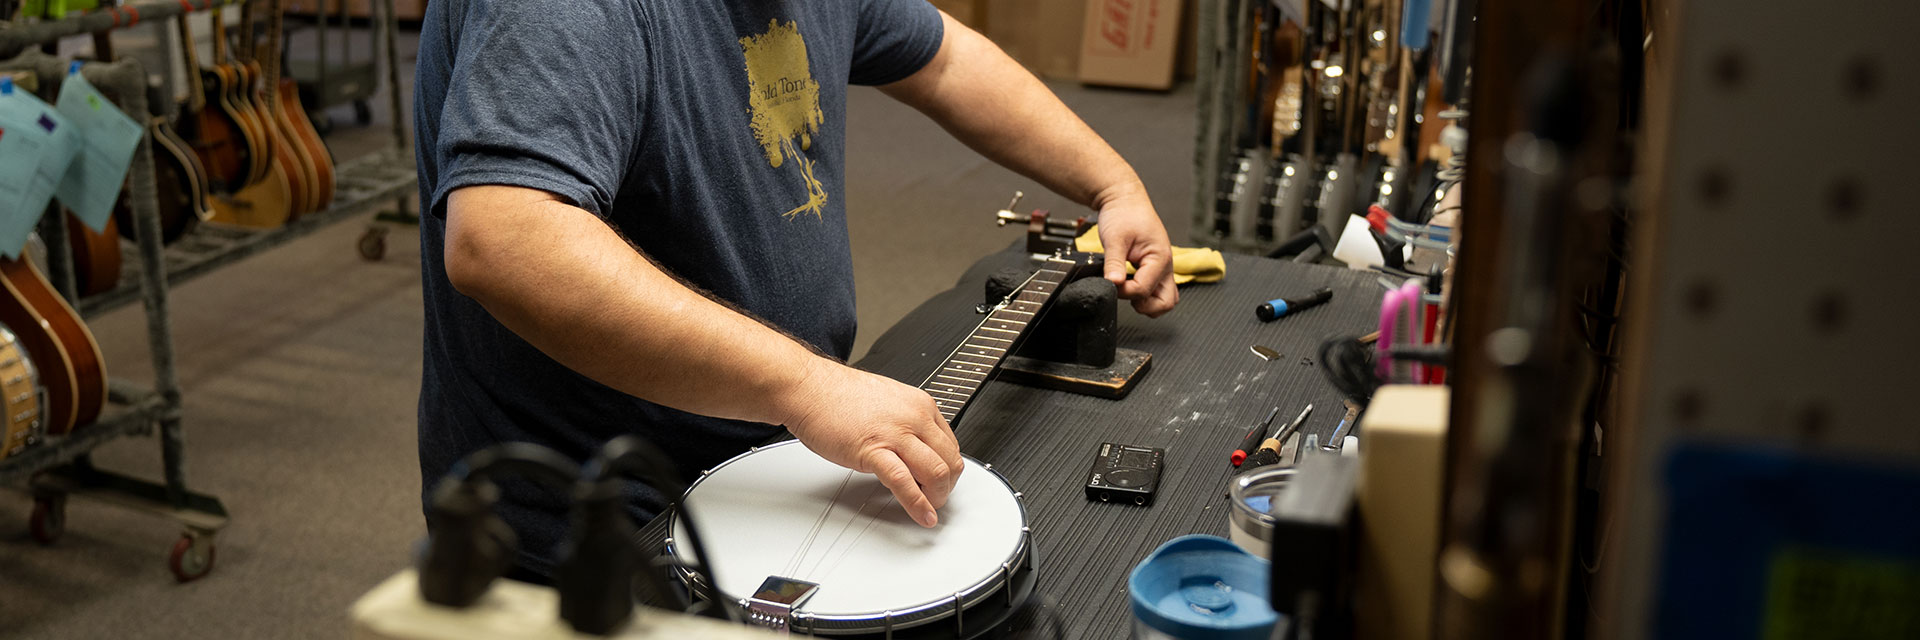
[920, 257, 1078, 426]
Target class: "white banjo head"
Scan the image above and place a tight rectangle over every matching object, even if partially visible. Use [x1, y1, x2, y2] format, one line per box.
[671, 440, 1027, 630]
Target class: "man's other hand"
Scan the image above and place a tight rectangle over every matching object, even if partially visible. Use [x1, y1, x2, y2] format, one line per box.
[783, 360, 963, 528]
[1093, 182, 1179, 317]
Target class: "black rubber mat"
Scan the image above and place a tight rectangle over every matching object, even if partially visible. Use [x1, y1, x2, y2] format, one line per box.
[640, 246, 1384, 637]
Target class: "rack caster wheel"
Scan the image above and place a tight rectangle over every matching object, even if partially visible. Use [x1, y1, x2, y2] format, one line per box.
[169, 532, 216, 582]
[358, 226, 388, 261]
[28, 495, 66, 545]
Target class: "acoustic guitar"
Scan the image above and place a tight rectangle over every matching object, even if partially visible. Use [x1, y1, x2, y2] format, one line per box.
[0, 256, 106, 434]
[241, 0, 315, 216]
[0, 323, 46, 459]
[206, 7, 295, 229]
[176, 11, 251, 193]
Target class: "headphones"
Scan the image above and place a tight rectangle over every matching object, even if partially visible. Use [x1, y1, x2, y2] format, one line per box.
[418, 437, 734, 635]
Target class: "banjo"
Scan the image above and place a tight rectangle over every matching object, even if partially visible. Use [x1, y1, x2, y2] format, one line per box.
[669, 251, 1095, 637]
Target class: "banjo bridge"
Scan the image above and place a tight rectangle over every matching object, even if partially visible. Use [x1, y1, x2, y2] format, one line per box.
[743, 575, 821, 633]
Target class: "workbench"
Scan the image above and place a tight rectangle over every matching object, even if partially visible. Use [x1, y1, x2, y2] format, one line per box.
[637, 247, 1383, 638]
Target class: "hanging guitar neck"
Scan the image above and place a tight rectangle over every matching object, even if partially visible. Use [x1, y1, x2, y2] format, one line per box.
[919, 254, 1083, 427]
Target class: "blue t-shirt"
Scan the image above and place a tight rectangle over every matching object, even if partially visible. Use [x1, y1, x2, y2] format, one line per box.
[413, 0, 943, 575]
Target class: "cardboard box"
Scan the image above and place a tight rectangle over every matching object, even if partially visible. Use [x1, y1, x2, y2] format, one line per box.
[927, 0, 987, 30]
[1078, 0, 1185, 89]
[985, 0, 1088, 81]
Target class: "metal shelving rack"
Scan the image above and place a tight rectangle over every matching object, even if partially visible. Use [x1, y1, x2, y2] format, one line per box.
[0, 0, 414, 581]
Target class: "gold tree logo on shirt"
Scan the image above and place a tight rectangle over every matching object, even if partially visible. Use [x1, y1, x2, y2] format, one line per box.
[741, 19, 828, 220]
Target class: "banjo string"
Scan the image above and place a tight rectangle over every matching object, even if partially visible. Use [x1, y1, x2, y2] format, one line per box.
[799, 480, 891, 580]
[782, 260, 1068, 583]
[807, 485, 894, 580]
[784, 469, 856, 578]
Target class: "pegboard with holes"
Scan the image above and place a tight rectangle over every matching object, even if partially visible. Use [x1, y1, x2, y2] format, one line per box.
[1600, 2, 1920, 638]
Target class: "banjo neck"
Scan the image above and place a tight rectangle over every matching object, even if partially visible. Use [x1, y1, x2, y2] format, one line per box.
[920, 255, 1081, 427]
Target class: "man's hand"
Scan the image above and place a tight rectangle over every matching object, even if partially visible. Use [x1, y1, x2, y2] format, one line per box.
[782, 359, 963, 528]
[1093, 182, 1179, 317]
[880, 12, 1180, 319]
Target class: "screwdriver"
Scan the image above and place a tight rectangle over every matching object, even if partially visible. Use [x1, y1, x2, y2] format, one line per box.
[1242, 404, 1313, 470]
[1230, 406, 1283, 467]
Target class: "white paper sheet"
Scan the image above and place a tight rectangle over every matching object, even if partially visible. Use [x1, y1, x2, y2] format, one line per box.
[53, 72, 143, 232]
[0, 87, 80, 259]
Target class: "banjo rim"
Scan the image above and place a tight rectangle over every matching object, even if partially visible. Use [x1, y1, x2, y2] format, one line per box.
[666, 439, 1033, 634]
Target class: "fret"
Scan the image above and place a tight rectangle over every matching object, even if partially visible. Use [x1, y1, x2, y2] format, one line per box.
[922, 259, 1080, 424]
[927, 381, 974, 394]
[927, 389, 971, 402]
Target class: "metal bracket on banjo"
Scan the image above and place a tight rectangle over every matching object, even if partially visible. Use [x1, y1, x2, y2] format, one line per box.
[741, 575, 821, 634]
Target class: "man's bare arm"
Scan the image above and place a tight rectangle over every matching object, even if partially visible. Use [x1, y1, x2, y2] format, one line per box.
[880, 11, 1178, 316]
[444, 185, 959, 526]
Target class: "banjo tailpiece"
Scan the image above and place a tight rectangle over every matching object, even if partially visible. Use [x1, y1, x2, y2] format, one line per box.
[743, 576, 821, 633]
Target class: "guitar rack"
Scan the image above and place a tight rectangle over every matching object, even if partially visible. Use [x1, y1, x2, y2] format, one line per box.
[0, 0, 415, 582]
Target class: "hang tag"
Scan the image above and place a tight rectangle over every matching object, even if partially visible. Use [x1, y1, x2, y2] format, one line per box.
[53, 71, 143, 232]
[0, 89, 79, 258]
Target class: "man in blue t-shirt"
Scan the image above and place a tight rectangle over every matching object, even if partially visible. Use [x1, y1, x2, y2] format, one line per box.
[414, 0, 1180, 577]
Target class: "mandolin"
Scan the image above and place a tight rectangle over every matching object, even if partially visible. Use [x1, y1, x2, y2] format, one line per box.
[67, 213, 122, 298]
[241, 0, 316, 216]
[270, 0, 333, 211]
[206, 6, 295, 229]
[113, 84, 215, 244]
[176, 11, 251, 193]
[214, 7, 272, 186]
[0, 255, 106, 434]
[65, 32, 126, 298]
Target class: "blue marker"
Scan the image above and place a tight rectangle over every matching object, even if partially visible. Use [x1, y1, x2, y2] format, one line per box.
[1256, 288, 1333, 322]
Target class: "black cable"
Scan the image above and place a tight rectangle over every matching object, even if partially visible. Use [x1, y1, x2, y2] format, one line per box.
[449, 442, 581, 491]
[582, 435, 737, 623]
[419, 444, 582, 608]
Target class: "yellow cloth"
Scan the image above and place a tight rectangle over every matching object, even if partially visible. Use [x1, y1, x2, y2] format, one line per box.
[1075, 225, 1226, 285]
